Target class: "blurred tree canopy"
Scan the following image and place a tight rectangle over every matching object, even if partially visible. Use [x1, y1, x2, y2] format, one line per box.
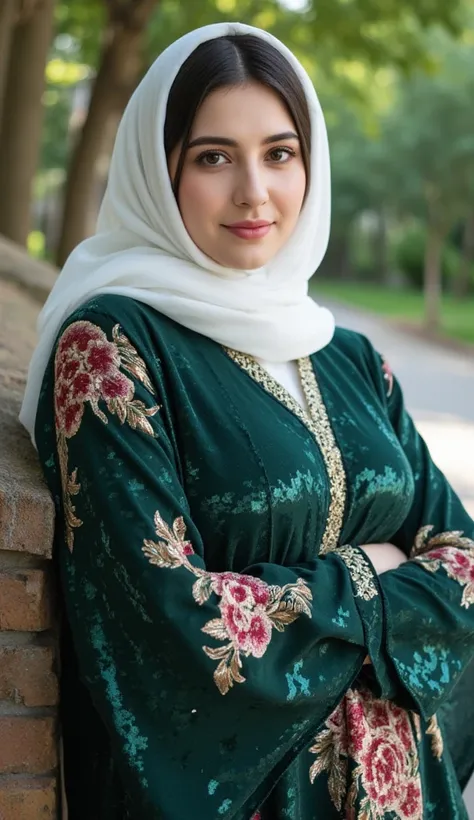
[0, 0, 473, 331]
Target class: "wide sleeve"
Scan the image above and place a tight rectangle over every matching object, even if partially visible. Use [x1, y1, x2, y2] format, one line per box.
[365, 344, 474, 723]
[47, 312, 392, 820]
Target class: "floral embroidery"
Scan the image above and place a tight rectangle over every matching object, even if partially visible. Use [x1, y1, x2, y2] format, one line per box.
[411, 526, 474, 609]
[381, 356, 394, 398]
[55, 320, 160, 551]
[309, 688, 423, 819]
[335, 546, 378, 600]
[426, 714, 443, 760]
[143, 511, 312, 695]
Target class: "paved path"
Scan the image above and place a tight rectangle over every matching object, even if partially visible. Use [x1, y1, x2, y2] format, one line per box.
[326, 300, 474, 814]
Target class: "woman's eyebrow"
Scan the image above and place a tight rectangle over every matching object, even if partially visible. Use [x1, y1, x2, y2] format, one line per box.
[187, 131, 299, 149]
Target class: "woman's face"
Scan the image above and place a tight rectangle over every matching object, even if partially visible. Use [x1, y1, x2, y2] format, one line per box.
[168, 81, 307, 270]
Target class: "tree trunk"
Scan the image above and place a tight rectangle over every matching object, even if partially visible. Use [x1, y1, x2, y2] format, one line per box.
[453, 212, 474, 300]
[319, 233, 353, 280]
[373, 210, 389, 284]
[55, 0, 159, 268]
[423, 226, 443, 332]
[0, 0, 17, 132]
[0, 0, 55, 246]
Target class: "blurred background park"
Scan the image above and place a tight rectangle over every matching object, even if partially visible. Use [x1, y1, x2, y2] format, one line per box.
[1, 0, 474, 344]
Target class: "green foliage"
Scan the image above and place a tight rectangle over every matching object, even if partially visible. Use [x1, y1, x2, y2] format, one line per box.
[391, 222, 463, 289]
[36, 0, 474, 285]
[39, 31, 92, 183]
[379, 30, 474, 232]
[27, 230, 46, 260]
[53, 0, 467, 76]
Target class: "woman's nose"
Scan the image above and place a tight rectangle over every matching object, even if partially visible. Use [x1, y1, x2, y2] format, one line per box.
[233, 165, 269, 208]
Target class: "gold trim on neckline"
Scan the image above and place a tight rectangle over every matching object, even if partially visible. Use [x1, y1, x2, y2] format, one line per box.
[224, 349, 346, 554]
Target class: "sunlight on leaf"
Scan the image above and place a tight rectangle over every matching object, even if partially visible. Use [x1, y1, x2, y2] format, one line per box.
[252, 9, 278, 30]
[45, 58, 90, 86]
[215, 0, 237, 13]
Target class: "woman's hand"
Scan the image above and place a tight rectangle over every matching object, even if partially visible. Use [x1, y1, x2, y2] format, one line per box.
[358, 542, 407, 576]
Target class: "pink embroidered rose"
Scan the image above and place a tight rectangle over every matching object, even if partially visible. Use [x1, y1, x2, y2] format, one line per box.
[344, 695, 368, 755]
[350, 690, 422, 819]
[55, 321, 133, 437]
[313, 688, 423, 819]
[221, 601, 272, 658]
[212, 572, 271, 607]
[362, 732, 408, 809]
[426, 547, 474, 583]
[400, 780, 423, 818]
[416, 545, 474, 608]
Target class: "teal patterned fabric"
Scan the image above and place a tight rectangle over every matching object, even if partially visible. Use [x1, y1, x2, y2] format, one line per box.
[35, 295, 474, 819]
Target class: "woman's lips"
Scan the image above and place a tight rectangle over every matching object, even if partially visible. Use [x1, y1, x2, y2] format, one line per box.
[224, 223, 273, 240]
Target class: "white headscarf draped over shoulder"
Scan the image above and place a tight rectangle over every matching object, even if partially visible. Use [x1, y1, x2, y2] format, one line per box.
[20, 22, 334, 442]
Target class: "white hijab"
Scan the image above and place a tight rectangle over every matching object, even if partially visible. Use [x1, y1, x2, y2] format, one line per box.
[20, 22, 334, 442]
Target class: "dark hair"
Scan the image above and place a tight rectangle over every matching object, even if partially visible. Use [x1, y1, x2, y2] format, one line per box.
[164, 35, 311, 196]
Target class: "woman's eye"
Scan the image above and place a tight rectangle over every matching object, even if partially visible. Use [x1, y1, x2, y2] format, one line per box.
[268, 147, 295, 163]
[196, 151, 227, 167]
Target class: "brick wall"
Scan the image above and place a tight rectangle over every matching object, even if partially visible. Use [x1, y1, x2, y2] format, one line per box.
[0, 262, 59, 819]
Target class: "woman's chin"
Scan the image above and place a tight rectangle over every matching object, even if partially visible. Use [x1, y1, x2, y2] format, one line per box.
[211, 247, 276, 271]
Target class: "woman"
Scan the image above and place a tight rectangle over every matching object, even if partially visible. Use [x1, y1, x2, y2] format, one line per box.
[20, 22, 474, 820]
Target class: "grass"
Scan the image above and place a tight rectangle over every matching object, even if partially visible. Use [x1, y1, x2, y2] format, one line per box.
[311, 280, 474, 347]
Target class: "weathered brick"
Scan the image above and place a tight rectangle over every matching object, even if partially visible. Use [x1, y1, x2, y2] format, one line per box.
[0, 647, 58, 707]
[0, 569, 53, 631]
[0, 717, 56, 775]
[0, 775, 56, 819]
[0, 478, 55, 558]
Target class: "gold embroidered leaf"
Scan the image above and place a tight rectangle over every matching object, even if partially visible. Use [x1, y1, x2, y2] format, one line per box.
[57, 434, 82, 552]
[412, 525, 434, 557]
[68, 467, 81, 496]
[173, 516, 187, 542]
[125, 403, 156, 437]
[153, 510, 175, 543]
[345, 780, 359, 813]
[270, 609, 300, 627]
[327, 755, 347, 812]
[214, 658, 234, 695]
[270, 619, 286, 632]
[192, 574, 213, 605]
[428, 530, 474, 550]
[108, 397, 127, 424]
[284, 584, 313, 617]
[266, 584, 283, 602]
[113, 324, 156, 395]
[229, 650, 245, 684]
[308, 756, 327, 785]
[142, 539, 177, 569]
[309, 727, 333, 756]
[417, 559, 441, 574]
[203, 644, 231, 661]
[308, 729, 334, 785]
[201, 618, 229, 641]
[462, 583, 474, 609]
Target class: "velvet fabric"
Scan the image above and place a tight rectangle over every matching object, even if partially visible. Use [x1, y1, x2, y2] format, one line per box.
[35, 295, 474, 819]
